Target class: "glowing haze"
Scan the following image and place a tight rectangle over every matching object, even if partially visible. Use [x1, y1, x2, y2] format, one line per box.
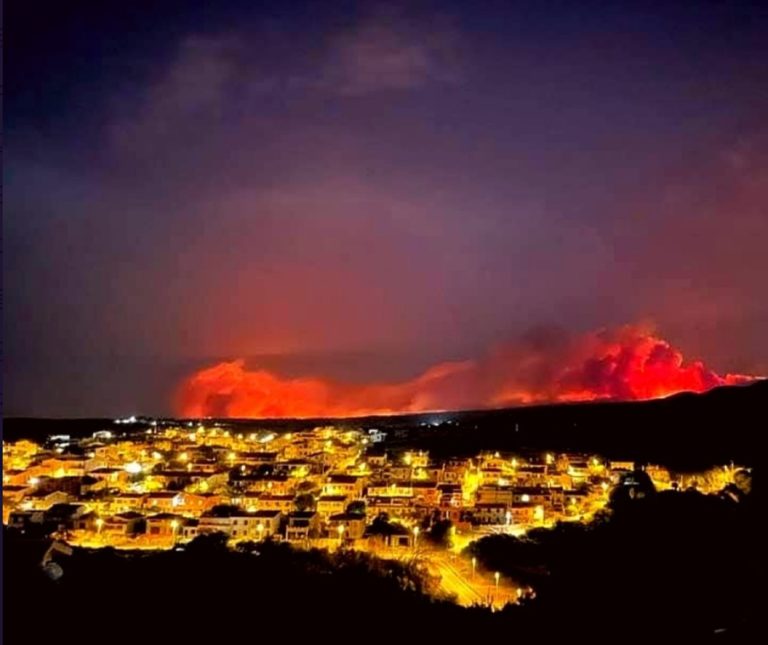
[178, 325, 758, 418]
[5, 3, 768, 417]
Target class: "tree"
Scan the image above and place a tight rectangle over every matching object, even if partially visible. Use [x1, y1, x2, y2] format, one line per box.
[609, 469, 656, 509]
[294, 493, 316, 512]
[425, 519, 453, 549]
[186, 531, 229, 554]
[734, 469, 752, 495]
[346, 500, 366, 516]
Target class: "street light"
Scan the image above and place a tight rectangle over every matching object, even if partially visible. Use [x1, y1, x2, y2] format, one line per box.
[257, 523, 265, 540]
[96, 518, 104, 539]
[471, 556, 477, 579]
[337, 524, 345, 544]
[412, 525, 420, 549]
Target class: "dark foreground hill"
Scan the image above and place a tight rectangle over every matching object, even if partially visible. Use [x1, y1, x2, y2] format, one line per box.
[4, 483, 759, 644]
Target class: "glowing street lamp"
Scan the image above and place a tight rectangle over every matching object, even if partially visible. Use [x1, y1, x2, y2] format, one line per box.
[124, 461, 142, 475]
[96, 518, 104, 535]
[257, 523, 265, 540]
[471, 556, 477, 579]
[494, 571, 500, 589]
[337, 524, 345, 546]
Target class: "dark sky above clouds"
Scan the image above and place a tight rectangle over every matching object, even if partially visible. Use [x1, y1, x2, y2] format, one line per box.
[4, 0, 768, 417]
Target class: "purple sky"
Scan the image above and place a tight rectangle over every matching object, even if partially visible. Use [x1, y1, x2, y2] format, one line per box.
[4, 1, 768, 416]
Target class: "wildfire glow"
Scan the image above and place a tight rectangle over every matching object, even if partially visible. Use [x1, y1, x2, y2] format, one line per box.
[177, 324, 759, 418]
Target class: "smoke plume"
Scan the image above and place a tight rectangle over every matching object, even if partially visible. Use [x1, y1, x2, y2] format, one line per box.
[177, 324, 758, 418]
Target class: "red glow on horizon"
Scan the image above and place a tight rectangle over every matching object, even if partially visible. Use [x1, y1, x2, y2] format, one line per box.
[177, 325, 759, 418]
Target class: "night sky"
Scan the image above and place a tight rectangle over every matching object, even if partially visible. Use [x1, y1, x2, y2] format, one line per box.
[5, 0, 768, 417]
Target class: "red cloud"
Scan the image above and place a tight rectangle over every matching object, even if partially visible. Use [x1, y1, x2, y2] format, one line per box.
[177, 324, 759, 418]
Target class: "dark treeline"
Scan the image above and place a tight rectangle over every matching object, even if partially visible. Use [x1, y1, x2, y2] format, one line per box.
[467, 482, 759, 640]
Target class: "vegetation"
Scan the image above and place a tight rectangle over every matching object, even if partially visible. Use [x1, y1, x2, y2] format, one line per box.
[5, 478, 758, 642]
[4, 529, 474, 642]
[293, 492, 316, 512]
[465, 486, 757, 639]
[423, 518, 453, 548]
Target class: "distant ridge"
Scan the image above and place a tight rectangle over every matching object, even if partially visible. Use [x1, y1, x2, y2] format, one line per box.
[3, 380, 765, 470]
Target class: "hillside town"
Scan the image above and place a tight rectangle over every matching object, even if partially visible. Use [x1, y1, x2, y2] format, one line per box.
[4, 423, 739, 550]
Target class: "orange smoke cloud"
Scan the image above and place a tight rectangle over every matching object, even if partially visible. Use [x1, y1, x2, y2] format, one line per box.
[177, 324, 759, 418]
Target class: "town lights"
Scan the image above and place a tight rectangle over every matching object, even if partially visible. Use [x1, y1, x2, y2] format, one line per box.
[124, 462, 142, 474]
[472, 557, 477, 578]
[96, 518, 104, 533]
[494, 571, 500, 588]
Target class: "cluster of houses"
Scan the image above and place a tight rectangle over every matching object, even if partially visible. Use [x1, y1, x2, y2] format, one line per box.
[4, 424, 724, 549]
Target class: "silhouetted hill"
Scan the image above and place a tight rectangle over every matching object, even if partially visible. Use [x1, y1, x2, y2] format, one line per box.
[4, 381, 765, 470]
[387, 380, 767, 470]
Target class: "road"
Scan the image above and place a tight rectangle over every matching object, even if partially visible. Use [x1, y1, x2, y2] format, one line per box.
[427, 554, 487, 606]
